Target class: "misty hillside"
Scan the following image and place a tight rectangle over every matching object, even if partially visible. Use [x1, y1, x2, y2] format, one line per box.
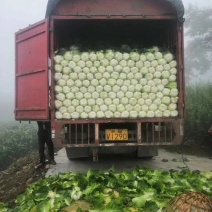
[0, 100, 15, 123]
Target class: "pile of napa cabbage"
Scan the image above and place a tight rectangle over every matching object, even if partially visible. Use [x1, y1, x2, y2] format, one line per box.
[54, 45, 178, 119]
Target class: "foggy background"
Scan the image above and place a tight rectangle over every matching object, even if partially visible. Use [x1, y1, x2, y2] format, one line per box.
[0, 0, 211, 122]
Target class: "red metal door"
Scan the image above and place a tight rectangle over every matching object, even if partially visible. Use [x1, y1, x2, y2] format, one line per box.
[15, 19, 49, 121]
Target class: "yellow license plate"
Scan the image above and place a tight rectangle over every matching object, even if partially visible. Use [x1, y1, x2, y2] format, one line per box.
[105, 129, 128, 141]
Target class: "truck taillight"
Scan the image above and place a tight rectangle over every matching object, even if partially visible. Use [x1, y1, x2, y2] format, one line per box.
[52, 129, 55, 138]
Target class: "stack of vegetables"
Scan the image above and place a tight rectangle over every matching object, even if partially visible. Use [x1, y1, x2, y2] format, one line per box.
[54, 46, 178, 119]
[6, 169, 212, 211]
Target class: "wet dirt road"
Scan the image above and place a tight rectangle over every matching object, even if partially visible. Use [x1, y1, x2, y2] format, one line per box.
[46, 148, 212, 177]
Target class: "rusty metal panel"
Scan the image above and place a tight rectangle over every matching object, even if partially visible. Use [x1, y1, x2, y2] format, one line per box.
[95, 123, 99, 144]
[15, 19, 49, 120]
[62, 123, 95, 145]
[137, 122, 142, 143]
[59, 120, 183, 148]
[54, 118, 177, 124]
[53, 0, 176, 18]
[177, 23, 185, 118]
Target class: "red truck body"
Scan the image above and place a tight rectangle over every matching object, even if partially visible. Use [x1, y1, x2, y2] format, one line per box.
[15, 0, 185, 160]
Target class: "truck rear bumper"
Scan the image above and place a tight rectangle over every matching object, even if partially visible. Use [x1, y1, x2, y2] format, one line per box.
[65, 146, 158, 160]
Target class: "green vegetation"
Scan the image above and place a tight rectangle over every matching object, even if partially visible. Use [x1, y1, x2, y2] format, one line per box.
[1, 169, 211, 211]
[185, 83, 212, 142]
[0, 122, 38, 171]
[1, 82, 212, 210]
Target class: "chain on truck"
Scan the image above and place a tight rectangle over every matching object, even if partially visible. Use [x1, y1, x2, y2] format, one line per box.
[15, 0, 185, 161]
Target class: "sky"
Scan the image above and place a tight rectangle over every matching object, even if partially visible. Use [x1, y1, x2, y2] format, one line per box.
[0, 0, 211, 122]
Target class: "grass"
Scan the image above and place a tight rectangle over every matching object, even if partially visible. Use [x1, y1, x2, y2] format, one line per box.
[185, 82, 212, 143]
[0, 122, 38, 171]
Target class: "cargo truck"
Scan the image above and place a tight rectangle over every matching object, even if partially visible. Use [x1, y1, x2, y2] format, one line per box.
[15, 0, 185, 161]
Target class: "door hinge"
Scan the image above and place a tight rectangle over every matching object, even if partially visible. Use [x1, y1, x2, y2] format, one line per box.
[48, 58, 52, 68]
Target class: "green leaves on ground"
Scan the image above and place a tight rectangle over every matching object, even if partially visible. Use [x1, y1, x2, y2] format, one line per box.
[2, 168, 212, 211]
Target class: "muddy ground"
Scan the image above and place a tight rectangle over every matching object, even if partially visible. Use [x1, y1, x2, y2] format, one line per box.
[0, 141, 212, 208]
[0, 152, 47, 207]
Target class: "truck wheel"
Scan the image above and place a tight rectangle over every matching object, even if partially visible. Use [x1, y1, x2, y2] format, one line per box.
[65, 147, 90, 160]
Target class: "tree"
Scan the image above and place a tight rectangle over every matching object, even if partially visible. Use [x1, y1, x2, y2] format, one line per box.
[184, 4, 212, 81]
